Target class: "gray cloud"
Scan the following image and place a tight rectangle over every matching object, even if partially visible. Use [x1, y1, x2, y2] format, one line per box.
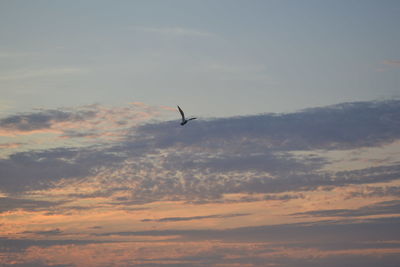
[241, 164, 400, 194]
[0, 109, 97, 132]
[2, 218, 399, 267]
[88, 226, 102, 229]
[1, 147, 399, 205]
[162, 151, 327, 175]
[22, 228, 63, 236]
[129, 250, 400, 267]
[92, 217, 400, 267]
[263, 193, 304, 201]
[269, 254, 400, 267]
[346, 186, 400, 199]
[120, 163, 400, 203]
[141, 213, 250, 222]
[292, 200, 400, 218]
[1, 100, 400, 205]
[97, 217, 400, 244]
[0, 197, 63, 213]
[0, 147, 123, 192]
[132, 100, 400, 151]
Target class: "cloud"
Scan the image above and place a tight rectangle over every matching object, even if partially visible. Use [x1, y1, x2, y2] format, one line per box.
[97, 217, 400, 243]
[292, 200, 400, 218]
[1, 100, 400, 204]
[1, 262, 72, 267]
[0, 197, 63, 213]
[22, 228, 63, 236]
[263, 193, 305, 201]
[141, 213, 250, 223]
[126, 249, 400, 267]
[0, 237, 112, 253]
[132, 100, 400, 151]
[0, 147, 123, 193]
[2, 218, 400, 267]
[99, 162, 400, 204]
[88, 226, 102, 230]
[346, 186, 400, 199]
[0, 103, 172, 143]
[0, 108, 97, 135]
[3, 241, 400, 267]
[2, 240, 399, 267]
[91, 218, 400, 266]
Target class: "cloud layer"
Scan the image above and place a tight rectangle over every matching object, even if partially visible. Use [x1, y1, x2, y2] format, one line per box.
[1, 100, 400, 267]
[1, 100, 400, 201]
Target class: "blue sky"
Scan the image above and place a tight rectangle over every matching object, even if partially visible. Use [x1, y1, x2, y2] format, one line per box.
[1, 1, 400, 267]
[1, 0, 399, 117]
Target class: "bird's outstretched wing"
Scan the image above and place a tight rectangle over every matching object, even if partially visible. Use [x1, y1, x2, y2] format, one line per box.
[188, 117, 197, 121]
[177, 106, 185, 121]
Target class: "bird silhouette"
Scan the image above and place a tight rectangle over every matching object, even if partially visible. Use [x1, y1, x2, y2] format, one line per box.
[177, 105, 196, 126]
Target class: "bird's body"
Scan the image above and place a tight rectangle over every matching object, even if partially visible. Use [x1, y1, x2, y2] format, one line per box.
[177, 105, 196, 126]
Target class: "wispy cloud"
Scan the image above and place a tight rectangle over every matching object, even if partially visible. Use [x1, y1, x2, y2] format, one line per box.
[141, 213, 250, 222]
[97, 217, 400, 243]
[2, 237, 399, 267]
[346, 186, 400, 199]
[22, 228, 63, 236]
[0, 197, 63, 213]
[292, 200, 400, 218]
[0, 237, 111, 253]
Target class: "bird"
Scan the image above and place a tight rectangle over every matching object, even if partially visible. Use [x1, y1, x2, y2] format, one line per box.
[177, 105, 196, 126]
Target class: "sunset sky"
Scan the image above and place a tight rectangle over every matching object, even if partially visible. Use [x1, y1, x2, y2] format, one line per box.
[1, 1, 400, 267]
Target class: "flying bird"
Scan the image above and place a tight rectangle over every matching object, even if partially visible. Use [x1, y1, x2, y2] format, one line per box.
[177, 105, 196, 126]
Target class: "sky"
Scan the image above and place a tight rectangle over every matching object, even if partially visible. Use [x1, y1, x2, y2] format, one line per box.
[0, 1, 400, 267]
